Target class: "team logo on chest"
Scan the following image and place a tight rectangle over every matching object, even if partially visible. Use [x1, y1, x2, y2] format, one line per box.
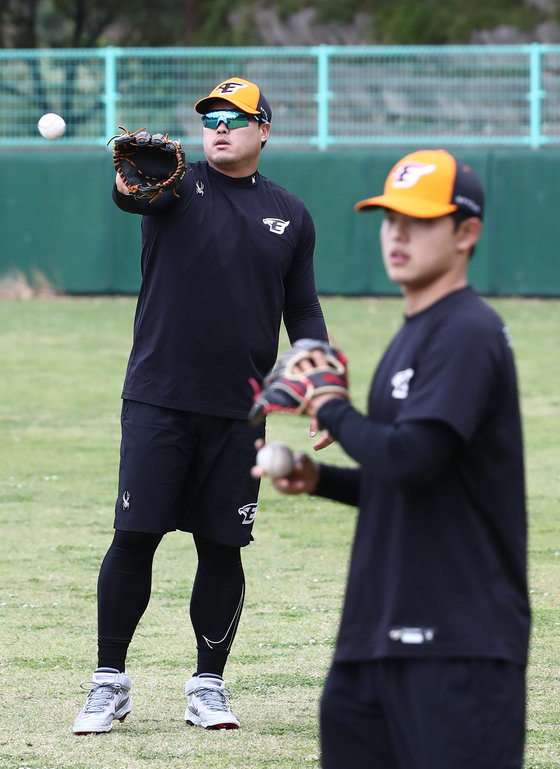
[391, 368, 414, 399]
[263, 218, 290, 234]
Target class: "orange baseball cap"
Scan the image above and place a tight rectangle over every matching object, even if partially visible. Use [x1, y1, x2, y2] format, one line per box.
[195, 77, 272, 123]
[354, 149, 484, 219]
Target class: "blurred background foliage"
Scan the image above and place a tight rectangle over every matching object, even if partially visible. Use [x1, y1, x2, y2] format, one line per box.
[1, 0, 559, 48]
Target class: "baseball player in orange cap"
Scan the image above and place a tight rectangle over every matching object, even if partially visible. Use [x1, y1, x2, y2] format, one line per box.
[252, 149, 530, 769]
[73, 77, 329, 735]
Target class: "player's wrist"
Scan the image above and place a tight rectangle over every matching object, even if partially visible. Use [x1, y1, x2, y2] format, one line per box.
[311, 392, 346, 415]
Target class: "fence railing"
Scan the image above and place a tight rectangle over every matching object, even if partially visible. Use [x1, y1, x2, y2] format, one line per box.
[2, 44, 560, 149]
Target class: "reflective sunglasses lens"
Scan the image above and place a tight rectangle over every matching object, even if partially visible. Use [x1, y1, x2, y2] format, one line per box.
[202, 111, 251, 129]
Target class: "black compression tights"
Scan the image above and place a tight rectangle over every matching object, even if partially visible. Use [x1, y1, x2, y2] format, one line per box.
[97, 530, 245, 677]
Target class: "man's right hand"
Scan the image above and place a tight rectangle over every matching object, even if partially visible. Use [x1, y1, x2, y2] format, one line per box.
[251, 439, 320, 495]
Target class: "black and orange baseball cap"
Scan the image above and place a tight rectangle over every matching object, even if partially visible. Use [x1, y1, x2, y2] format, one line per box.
[195, 77, 272, 124]
[354, 149, 484, 219]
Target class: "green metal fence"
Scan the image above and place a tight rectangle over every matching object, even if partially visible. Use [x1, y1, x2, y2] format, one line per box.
[2, 44, 560, 149]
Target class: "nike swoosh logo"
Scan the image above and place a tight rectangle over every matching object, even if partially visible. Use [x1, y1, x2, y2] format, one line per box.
[202, 584, 245, 650]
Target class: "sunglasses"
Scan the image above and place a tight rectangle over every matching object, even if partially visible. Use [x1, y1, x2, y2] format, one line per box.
[201, 110, 258, 130]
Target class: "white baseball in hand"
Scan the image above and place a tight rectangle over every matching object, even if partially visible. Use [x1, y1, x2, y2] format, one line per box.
[256, 441, 294, 478]
[38, 113, 66, 140]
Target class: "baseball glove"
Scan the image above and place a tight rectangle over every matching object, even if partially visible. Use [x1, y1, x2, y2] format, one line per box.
[248, 338, 349, 425]
[107, 126, 187, 203]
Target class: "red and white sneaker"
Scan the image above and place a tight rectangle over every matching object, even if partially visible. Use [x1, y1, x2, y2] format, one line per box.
[73, 668, 132, 734]
[185, 674, 240, 729]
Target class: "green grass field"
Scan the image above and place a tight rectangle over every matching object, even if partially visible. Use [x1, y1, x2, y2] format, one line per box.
[0, 295, 558, 769]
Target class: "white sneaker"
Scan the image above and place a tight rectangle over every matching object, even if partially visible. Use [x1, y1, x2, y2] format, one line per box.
[73, 668, 132, 735]
[185, 674, 240, 729]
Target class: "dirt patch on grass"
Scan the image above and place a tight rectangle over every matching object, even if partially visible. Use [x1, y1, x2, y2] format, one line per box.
[0, 270, 61, 299]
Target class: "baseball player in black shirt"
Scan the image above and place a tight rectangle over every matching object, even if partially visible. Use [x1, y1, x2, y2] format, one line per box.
[252, 150, 530, 768]
[73, 77, 328, 734]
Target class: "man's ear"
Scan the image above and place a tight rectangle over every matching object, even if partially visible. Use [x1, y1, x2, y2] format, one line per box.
[456, 217, 482, 253]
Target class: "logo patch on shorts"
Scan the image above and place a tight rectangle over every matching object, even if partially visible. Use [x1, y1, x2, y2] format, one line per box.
[238, 502, 257, 524]
[122, 491, 131, 511]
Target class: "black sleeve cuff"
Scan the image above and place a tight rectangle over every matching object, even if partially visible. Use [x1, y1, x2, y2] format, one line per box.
[314, 464, 361, 507]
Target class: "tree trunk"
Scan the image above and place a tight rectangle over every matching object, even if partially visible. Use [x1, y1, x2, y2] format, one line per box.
[183, 0, 199, 45]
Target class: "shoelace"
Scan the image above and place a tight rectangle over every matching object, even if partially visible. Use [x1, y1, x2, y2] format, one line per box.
[79, 681, 123, 713]
[193, 685, 233, 712]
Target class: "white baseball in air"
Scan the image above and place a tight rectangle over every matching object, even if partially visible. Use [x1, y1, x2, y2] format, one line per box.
[38, 113, 66, 140]
[256, 441, 294, 478]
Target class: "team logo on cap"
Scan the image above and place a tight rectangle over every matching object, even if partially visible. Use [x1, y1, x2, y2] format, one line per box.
[391, 162, 437, 189]
[214, 81, 249, 95]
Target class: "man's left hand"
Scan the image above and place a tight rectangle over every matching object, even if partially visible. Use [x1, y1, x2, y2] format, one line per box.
[248, 338, 349, 425]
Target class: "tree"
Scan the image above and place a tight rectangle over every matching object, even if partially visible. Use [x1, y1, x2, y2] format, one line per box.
[0, 0, 554, 49]
[0, 0, 246, 48]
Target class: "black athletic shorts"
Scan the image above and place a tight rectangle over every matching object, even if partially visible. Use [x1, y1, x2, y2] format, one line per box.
[113, 399, 265, 546]
[320, 658, 526, 769]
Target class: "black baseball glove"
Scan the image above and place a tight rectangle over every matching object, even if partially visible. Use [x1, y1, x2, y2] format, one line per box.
[248, 338, 349, 425]
[107, 126, 187, 203]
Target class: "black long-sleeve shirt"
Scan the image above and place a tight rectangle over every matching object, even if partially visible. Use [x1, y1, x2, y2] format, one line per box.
[314, 414, 460, 507]
[113, 161, 327, 418]
[313, 288, 530, 665]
